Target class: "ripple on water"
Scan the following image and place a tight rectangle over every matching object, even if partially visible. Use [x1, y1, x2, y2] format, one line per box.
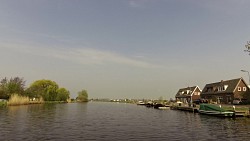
[1, 103, 250, 140]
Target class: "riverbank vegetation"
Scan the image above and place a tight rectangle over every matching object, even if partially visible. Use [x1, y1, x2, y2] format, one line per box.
[222, 105, 250, 111]
[0, 101, 7, 107]
[76, 89, 88, 102]
[7, 94, 44, 106]
[0, 77, 89, 106]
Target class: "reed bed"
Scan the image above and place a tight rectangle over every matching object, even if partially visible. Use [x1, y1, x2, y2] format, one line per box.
[7, 94, 44, 106]
[7, 94, 29, 106]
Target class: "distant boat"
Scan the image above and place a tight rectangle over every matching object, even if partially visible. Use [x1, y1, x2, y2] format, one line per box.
[153, 103, 170, 110]
[199, 104, 234, 117]
[137, 101, 145, 105]
[145, 101, 154, 108]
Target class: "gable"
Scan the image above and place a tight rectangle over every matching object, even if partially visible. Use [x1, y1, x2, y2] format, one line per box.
[175, 86, 200, 97]
[233, 78, 249, 92]
[201, 78, 243, 95]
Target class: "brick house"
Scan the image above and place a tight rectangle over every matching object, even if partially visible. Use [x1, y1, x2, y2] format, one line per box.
[200, 78, 250, 104]
[175, 86, 201, 103]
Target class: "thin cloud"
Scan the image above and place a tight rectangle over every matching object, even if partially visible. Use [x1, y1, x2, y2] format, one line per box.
[1, 42, 162, 68]
[129, 1, 140, 8]
[128, 0, 149, 8]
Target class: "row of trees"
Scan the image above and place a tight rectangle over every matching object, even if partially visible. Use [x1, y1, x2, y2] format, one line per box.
[0, 77, 88, 102]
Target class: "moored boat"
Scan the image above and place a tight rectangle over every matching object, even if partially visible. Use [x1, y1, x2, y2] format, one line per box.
[137, 101, 146, 105]
[199, 104, 234, 117]
[153, 103, 170, 110]
[145, 101, 154, 108]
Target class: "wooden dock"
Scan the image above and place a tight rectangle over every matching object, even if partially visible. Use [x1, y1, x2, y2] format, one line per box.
[171, 106, 199, 113]
[171, 105, 250, 117]
[234, 110, 249, 117]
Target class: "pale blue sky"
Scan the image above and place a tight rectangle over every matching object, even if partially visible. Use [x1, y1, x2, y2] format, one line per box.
[1, 0, 250, 99]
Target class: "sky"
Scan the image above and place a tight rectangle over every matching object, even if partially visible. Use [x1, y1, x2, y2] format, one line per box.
[1, 0, 250, 99]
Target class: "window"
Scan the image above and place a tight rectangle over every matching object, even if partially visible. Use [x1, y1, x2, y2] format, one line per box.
[218, 87, 221, 91]
[221, 86, 224, 91]
[224, 85, 228, 91]
[243, 87, 247, 91]
[238, 87, 241, 91]
[217, 96, 223, 104]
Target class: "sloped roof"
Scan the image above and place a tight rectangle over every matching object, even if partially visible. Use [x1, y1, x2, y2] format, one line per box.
[201, 78, 246, 95]
[175, 86, 200, 98]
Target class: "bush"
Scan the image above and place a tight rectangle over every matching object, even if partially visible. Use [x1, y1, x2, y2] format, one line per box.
[0, 101, 7, 107]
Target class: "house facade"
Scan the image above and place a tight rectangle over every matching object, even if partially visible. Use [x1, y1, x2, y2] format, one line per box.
[175, 86, 201, 103]
[200, 78, 250, 104]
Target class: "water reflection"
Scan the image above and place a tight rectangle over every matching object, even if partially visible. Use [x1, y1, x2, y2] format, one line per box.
[1, 102, 250, 140]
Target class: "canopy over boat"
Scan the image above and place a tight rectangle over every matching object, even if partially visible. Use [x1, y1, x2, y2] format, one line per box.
[199, 104, 234, 117]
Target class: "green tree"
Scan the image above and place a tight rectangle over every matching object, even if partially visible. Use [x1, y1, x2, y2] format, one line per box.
[77, 89, 88, 102]
[28, 79, 59, 101]
[244, 41, 250, 55]
[0, 77, 26, 99]
[56, 88, 70, 102]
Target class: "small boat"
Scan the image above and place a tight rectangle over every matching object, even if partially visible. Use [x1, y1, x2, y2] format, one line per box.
[145, 101, 154, 108]
[153, 104, 170, 110]
[137, 101, 145, 105]
[199, 104, 234, 117]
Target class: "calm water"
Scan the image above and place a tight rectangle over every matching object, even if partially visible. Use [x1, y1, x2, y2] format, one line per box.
[1, 102, 250, 141]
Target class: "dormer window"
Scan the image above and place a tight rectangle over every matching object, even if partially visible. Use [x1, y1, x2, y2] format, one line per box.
[224, 85, 228, 91]
[218, 87, 221, 91]
[243, 87, 247, 91]
[238, 87, 241, 91]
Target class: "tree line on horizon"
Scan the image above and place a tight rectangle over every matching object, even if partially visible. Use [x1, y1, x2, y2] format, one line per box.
[0, 77, 88, 102]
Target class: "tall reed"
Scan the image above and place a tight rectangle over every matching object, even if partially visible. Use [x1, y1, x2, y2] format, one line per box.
[7, 94, 30, 106]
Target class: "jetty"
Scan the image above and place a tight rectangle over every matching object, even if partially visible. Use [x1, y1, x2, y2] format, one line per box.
[170, 103, 250, 117]
[175, 106, 199, 113]
[170, 103, 199, 113]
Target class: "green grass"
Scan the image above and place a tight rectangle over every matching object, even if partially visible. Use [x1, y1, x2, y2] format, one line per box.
[222, 106, 249, 111]
[0, 101, 7, 107]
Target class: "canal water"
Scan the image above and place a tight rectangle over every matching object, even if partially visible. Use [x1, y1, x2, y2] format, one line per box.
[1, 102, 250, 141]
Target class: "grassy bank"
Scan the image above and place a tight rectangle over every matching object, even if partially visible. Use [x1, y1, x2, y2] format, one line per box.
[44, 101, 68, 104]
[222, 105, 250, 111]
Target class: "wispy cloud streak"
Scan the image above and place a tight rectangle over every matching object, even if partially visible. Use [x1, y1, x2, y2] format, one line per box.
[1, 42, 161, 68]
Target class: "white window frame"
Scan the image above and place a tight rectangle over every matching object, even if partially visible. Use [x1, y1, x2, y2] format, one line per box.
[238, 87, 241, 91]
[243, 87, 247, 91]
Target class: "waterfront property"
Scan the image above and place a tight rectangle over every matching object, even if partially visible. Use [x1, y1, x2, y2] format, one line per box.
[175, 86, 201, 104]
[200, 78, 250, 104]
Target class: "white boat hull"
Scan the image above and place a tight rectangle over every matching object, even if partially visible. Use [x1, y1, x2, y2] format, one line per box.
[199, 110, 234, 117]
[158, 107, 170, 110]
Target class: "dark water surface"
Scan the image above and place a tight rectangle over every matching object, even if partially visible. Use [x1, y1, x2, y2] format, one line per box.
[1, 102, 250, 141]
